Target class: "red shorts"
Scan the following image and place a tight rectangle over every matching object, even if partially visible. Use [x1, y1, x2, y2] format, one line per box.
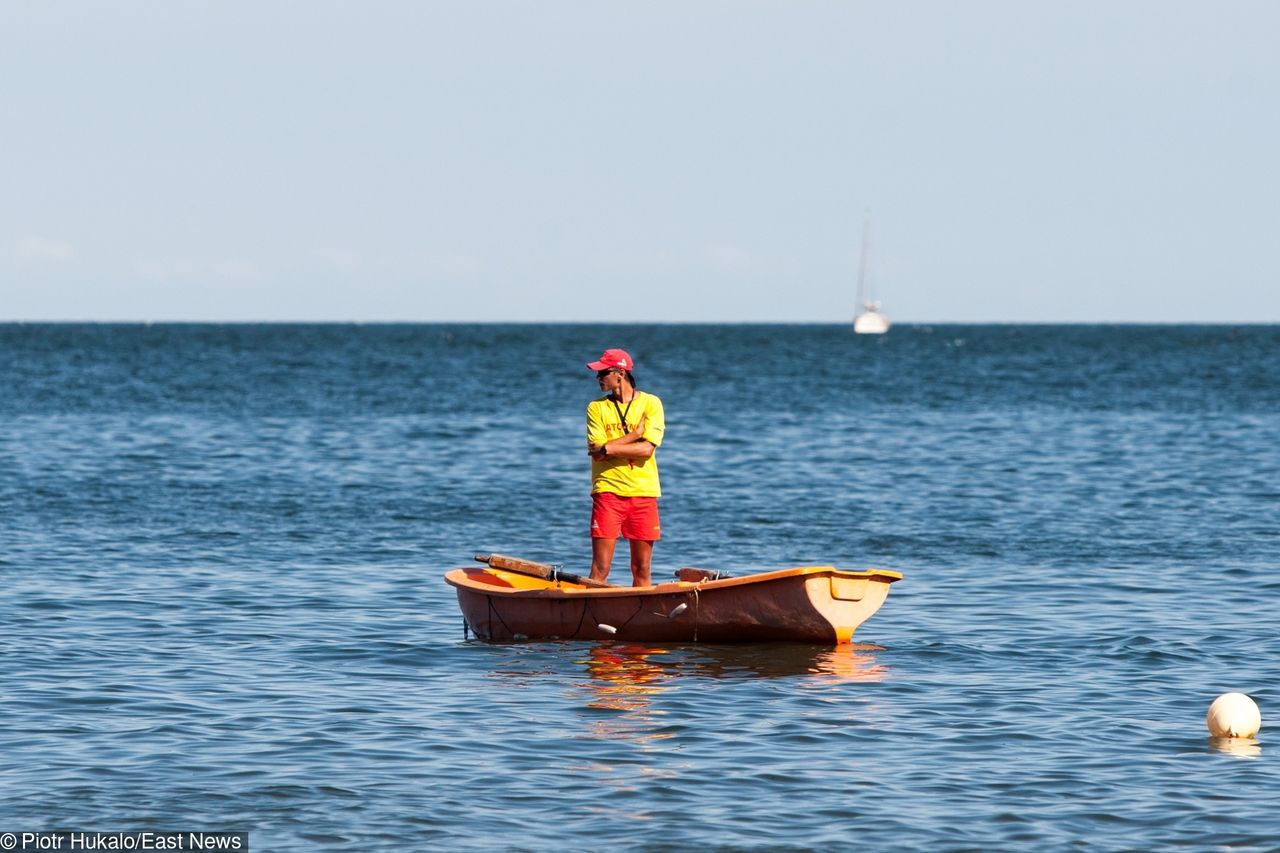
[591, 493, 661, 541]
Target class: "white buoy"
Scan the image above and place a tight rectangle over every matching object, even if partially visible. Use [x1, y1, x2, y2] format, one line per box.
[597, 623, 617, 635]
[1206, 692, 1261, 738]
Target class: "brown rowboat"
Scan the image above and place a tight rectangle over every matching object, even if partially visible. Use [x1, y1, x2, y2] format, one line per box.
[446, 554, 902, 645]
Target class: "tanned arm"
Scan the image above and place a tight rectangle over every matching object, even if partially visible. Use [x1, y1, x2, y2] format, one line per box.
[588, 415, 652, 460]
[599, 439, 655, 461]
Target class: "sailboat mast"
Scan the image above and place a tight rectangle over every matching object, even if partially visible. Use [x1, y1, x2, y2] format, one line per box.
[852, 211, 890, 334]
[855, 214, 872, 309]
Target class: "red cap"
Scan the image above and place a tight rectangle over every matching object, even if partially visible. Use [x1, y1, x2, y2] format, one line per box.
[587, 348, 634, 371]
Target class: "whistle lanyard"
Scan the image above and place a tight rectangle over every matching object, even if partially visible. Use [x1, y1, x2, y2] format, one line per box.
[610, 391, 639, 433]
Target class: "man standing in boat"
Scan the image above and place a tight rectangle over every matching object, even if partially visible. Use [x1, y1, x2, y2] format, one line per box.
[585, 348, 665, 587]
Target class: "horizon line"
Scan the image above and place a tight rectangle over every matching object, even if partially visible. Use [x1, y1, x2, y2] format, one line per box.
[1, 319, 1277, 327]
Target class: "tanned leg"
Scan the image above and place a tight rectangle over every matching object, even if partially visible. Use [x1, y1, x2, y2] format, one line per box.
[590, 538, 618, 583]
[628, 539, 653, 587]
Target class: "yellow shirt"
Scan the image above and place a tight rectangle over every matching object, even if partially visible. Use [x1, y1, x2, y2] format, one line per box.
[586, 390, 665, 497]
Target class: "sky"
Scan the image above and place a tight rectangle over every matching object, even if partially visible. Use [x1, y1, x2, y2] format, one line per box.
[3, 1, 1278, 323]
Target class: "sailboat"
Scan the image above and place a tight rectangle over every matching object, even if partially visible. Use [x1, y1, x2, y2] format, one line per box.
[852, 214, 890, 334]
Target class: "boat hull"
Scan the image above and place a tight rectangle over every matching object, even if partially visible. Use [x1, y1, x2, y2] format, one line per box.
[854, 310, 890, 334]
[445, 565, 901, 644]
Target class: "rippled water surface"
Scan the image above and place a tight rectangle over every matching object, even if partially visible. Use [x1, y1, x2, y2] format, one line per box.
[2, 323, 1278, 851]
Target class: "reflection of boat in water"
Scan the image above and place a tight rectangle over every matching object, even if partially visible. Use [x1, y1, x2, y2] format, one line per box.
[577, 642, 888, 685]
[579, 644, 670, 710]
[673, 642, 889, 682]
[484, 641, 892, 745]
[574, 644, 677, 743]
[577, 644, 888, 733]
[446, 555, 902, 645]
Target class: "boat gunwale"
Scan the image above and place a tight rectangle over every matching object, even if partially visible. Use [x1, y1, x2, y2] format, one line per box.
[444, 565, 903, 598]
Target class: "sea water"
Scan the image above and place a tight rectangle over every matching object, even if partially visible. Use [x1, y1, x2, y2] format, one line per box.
[1, 323, 1278, 851]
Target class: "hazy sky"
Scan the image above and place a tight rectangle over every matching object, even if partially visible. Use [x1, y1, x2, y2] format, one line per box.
[3, 1, 1278, 322]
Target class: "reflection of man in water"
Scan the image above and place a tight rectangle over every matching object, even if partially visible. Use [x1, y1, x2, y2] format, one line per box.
[585, 645, 666, 692]
[584, 348, 665, 587]
[581, 645, 672, 738]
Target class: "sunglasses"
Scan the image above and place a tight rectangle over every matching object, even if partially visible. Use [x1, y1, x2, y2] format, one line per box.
[596, 369, 620, 379]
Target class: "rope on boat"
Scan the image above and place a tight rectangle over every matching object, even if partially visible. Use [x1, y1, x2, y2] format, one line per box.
[570, 599, 590, 639]
[612, 599, 646, 634]
[692, 587, 700, 642]
[486, 595, 517, 640]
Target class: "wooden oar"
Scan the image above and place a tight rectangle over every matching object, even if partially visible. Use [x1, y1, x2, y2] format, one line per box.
[674, 567, 731, 582]
[474, 552, 615, 588]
